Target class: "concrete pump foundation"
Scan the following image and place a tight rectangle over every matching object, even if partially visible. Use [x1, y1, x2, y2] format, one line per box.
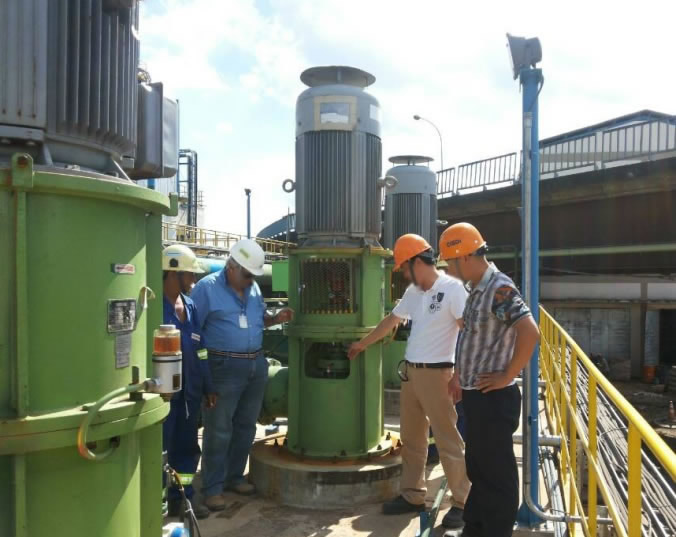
[249, 434, 402, 509]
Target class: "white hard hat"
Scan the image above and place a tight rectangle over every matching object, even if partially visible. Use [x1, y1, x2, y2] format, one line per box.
[162, 245, 205, 273]
[229, 239, 265, 276]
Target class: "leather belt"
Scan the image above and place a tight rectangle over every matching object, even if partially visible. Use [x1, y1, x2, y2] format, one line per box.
[208, 349, 262, 360]
[405, 361, 454, 369]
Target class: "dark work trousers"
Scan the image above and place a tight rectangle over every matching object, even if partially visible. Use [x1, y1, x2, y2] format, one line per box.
[163, 396, 203, 500]
[462, 384, 521, 537]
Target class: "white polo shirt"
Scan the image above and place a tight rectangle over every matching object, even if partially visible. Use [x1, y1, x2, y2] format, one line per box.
[392, 273, 468, 364]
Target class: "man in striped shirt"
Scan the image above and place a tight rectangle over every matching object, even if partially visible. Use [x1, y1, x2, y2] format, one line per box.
[439, 223, 540, 537]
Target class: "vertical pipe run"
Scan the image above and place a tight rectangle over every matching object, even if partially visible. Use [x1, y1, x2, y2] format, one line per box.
[245, 188, 252, 238]
[517, 67, 543, 526]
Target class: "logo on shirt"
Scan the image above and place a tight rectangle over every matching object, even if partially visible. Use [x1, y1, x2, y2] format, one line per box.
[429, 292, 445, 313]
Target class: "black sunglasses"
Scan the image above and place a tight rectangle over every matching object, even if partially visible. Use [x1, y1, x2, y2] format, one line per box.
[239, 266, 254, 280]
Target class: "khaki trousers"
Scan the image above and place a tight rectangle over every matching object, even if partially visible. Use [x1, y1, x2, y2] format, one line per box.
[400, 366, 470, 506]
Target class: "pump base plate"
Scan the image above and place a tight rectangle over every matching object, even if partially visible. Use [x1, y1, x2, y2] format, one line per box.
[250, 435, 403, 509]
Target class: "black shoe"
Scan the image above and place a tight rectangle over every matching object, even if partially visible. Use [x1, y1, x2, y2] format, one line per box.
[441, 506, 465, 529]
[382, 495, 426, 515]
[167, 498, 183, 517]
[167, 498, 210, 520]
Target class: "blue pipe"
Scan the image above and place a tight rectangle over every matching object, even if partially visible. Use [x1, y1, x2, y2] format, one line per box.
[197, 257, 225, 274]
[517, 66, 543, 527]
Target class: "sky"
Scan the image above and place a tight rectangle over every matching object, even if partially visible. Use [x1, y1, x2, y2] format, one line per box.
[139, 0, 675, 236]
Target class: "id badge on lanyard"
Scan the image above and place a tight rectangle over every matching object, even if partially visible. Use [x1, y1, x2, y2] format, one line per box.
[239, 312, 248, 329]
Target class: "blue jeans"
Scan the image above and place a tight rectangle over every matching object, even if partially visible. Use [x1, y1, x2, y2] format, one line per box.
[201, 354, 268, 498]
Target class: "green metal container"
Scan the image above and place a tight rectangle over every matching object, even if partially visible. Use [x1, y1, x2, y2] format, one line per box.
[286, 247, 388, 458]
[0, 155, 172, 537]
[382, 262, 410, 389]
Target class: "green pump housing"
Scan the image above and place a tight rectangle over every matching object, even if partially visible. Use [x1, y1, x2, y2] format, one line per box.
[382, 262, 410, 389]
[285, 247, 388, 457]
[0, 156, 174, 537]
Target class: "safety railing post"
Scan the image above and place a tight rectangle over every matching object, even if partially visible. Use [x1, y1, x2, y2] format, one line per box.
[627, 424, 642, 537]
[569, 347, 578, 518]
[588, 375, 598, 537]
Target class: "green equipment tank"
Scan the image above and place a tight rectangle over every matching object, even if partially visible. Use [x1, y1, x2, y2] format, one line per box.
[0, 155, 174, 537]
[382, 262, 410, 389]
[0, 2, 179, 535]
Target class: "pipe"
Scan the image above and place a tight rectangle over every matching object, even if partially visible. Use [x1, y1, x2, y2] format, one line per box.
[419, 477, 448, 537]
[515, 378, 545, 388]
[245, 188, 252, 239]
[517, 65, 543, 526]
[77, 380, 157, 462]
[512, 434, 561, 447]
[490, 242, 676, 260]
[197, 257, 273, 287]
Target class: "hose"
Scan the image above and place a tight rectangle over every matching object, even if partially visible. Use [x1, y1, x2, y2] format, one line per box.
[77, 380, 156, 462]
[166, 465, 203, 537]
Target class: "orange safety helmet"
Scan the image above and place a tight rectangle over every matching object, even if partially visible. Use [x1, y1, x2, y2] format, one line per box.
[393, 234, 433, 271]
[438, 223, 486, 260]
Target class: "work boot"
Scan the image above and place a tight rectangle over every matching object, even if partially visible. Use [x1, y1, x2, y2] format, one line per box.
[191, 501, 211, 520]
[441, 506, 465, 529]
[204, 494, 226, 511]
[382, 495, 426, 515]
[168, 498, 210, 520]
[167, 498, 182, 517]
[225, 481, 256, 496]
[426, 445, 440, 466]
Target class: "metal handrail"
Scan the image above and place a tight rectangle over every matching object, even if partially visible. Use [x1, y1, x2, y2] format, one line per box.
[539, 306, 676, 537]
[162, 222, 294, 254]
[436, 117, 676, 196]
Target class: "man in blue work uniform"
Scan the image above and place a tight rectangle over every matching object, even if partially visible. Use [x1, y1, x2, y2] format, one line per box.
[191, 239, 294, 512]
[162, 245, 217, 520]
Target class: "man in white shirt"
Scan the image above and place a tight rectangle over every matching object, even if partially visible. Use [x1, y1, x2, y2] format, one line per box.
[348, 234, 470, 529]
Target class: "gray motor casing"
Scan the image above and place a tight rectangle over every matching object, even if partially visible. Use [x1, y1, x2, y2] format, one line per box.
[383, 156, 438, 249]
[294, 66, 383, 247]
[0, 0, 177, 178]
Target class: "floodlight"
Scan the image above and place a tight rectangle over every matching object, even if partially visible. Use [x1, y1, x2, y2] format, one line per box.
[506, 33, 542, 79]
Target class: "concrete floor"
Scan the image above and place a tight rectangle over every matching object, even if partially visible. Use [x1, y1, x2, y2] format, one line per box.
[168, 405, 559, 537]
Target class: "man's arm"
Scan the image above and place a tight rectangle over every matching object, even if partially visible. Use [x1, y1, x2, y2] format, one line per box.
[476, 315, 540, 392]
[449, 318, 464, 401]
[264, 307, 294, 327]
[190, 283, 209, 330]
[347, 314, 403, 360]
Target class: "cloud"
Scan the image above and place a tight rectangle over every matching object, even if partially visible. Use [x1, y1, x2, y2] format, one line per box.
[140, 0, 308, 103]
[139, 0, 675, 235]
[215, 121, 233, 134]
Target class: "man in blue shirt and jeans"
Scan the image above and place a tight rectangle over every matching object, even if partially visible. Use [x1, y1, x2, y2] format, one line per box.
[162, 245, 217, 520]
[191, 239, 293, 511]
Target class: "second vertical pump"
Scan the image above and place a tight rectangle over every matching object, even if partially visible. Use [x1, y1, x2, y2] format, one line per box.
[285, 66, 392, 458]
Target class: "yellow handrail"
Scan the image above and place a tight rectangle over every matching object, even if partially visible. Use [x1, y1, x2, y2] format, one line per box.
[161, 222, 294, 255]
[539, 306, 675, 537]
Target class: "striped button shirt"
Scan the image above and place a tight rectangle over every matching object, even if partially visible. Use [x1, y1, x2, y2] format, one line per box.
[456, 263, 531, 390]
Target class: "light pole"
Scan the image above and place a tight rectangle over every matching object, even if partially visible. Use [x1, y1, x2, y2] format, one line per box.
[244, 188, 252, 238]
[413, 114, 444, 171]
[507, 32, 545, 527]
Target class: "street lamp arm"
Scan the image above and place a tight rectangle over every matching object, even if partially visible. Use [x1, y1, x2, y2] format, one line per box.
[413, 115, 444, 171]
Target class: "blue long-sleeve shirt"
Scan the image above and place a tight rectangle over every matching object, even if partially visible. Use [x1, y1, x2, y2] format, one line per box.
[163, 294, 215, 401]
[190, 269, 266, 353]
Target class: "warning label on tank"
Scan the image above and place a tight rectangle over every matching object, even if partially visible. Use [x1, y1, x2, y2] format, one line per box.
[111, 263, 135, 274]
[108, 299, 136, 333]
[115, 332, 132, 369]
